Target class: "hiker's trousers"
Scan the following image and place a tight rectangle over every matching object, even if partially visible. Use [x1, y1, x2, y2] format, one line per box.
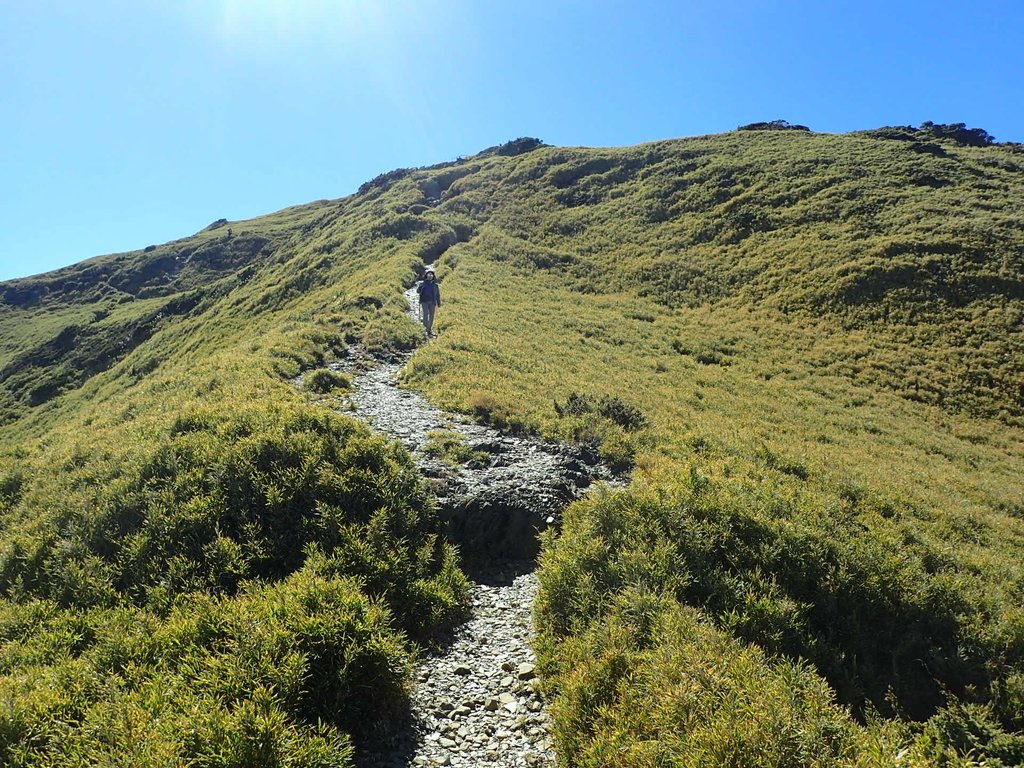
[421, 301, 437, 333]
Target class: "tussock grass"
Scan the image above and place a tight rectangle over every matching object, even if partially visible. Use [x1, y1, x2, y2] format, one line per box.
[422, 429, 490, 468]
[393, 130, 1024, 764]
[305, 368, 352, 393]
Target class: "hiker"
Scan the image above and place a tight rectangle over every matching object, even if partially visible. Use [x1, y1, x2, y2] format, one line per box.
[417, 268, 441, 336]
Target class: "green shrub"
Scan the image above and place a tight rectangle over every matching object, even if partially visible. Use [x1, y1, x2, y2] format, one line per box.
[920, 702, 1024, 765]
[0, 403, 468, 764]
[1, 406, 412, 603]
[554, 392, 647, 432]
[0, 466, 24, 508]
[467, 391, 534, 434]
[672, 339, 735, 366]
[540, 590, 855, 768]
[552, 393, 649, 472]
[305, 368, 351, 393]
[422, 430, 489, 468]
[537, 473, 1001, 727]
[535, 475, 1024, 763]
[0, 571, 394, 766]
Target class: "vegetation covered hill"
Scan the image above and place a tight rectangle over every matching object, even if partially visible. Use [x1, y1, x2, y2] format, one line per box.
[1, 124, 1023, 765]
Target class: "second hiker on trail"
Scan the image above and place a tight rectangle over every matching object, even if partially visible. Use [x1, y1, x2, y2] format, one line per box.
[417, 268, 441, 336]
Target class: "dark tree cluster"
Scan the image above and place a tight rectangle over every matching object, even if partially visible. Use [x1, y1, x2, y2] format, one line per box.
[738, 120, 811, 132]
[863, 122, 997, 147]
[918, 121, 996, 147]
[477, 137, 548, 158]
[494, 137, 547, 156]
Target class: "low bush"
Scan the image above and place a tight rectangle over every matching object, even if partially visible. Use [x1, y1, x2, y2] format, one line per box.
[0, 404, 468, 765]
[552, 393, 649, 472]
[0, 571, 391, 766]
[467, 390, 534, 434]
[554, 392, 647, 432]
[422, 430, 489, 468]
[541, 593, 857, 767]
[672, 338, 735, 366]
[1, 406, 438, 604]
[536, 471, 1021, 762]
[306, 368, 351, 393]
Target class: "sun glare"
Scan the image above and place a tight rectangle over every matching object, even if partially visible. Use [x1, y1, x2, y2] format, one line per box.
[204, 0, 400, 48]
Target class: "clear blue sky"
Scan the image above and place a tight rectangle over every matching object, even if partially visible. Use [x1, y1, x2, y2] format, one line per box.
[2, 0, 1021, 282]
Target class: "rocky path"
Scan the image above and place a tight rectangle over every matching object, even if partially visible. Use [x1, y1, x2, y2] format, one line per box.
[347, 289, 609, 562]
[359, 563, 554, 768]
[332, 286, 611, 768]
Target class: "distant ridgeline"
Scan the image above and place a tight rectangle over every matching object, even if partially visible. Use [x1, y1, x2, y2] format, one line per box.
[1, 126, 1023, 766]
[738, 119, 1000, 148]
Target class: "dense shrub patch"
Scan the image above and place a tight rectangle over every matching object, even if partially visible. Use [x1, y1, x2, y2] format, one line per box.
[422, 429, 490, 468]
[0, 405, 467, 765]
[536, 476, 1024, 764]
[305, 368, 351, 393]
[542, 594, 856, 767]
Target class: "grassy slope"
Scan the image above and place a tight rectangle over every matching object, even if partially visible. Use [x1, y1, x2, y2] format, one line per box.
[0, 189, 468, 765]
[393, 131, 1024, 764]
[412, 130, 1024, 521]
[405, 132, 1024, 568]
[1, 128, 1023, 764]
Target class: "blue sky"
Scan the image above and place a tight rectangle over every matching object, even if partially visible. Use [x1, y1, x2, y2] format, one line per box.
[2, 0, 1021, 282]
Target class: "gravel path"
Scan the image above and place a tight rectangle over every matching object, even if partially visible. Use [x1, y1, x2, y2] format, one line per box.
[407, 567, 554, 768]
[321, 284, 610, 768]
[358, 564, 554, 768]
[347, 286, 556, 767]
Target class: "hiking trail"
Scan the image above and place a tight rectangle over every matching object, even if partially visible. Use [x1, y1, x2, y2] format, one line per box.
[311, 283, 613, 768]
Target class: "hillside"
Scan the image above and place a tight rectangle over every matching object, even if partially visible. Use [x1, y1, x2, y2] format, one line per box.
[2, 126, 1024, 766]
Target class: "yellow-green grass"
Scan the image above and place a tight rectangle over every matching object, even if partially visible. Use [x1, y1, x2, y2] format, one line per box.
[392, 130, 1024, 763]
[0, 180, 461, 764]
[408, 248, 1024, 540]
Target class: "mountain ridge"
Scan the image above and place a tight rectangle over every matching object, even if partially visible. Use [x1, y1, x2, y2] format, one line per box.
[1, 125, 1023, 766]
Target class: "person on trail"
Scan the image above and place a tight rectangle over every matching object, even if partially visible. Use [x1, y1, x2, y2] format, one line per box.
[417, 269, 441, 336]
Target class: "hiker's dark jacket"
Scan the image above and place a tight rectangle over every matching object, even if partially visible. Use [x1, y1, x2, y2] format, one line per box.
[418, 280, 441, 305]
